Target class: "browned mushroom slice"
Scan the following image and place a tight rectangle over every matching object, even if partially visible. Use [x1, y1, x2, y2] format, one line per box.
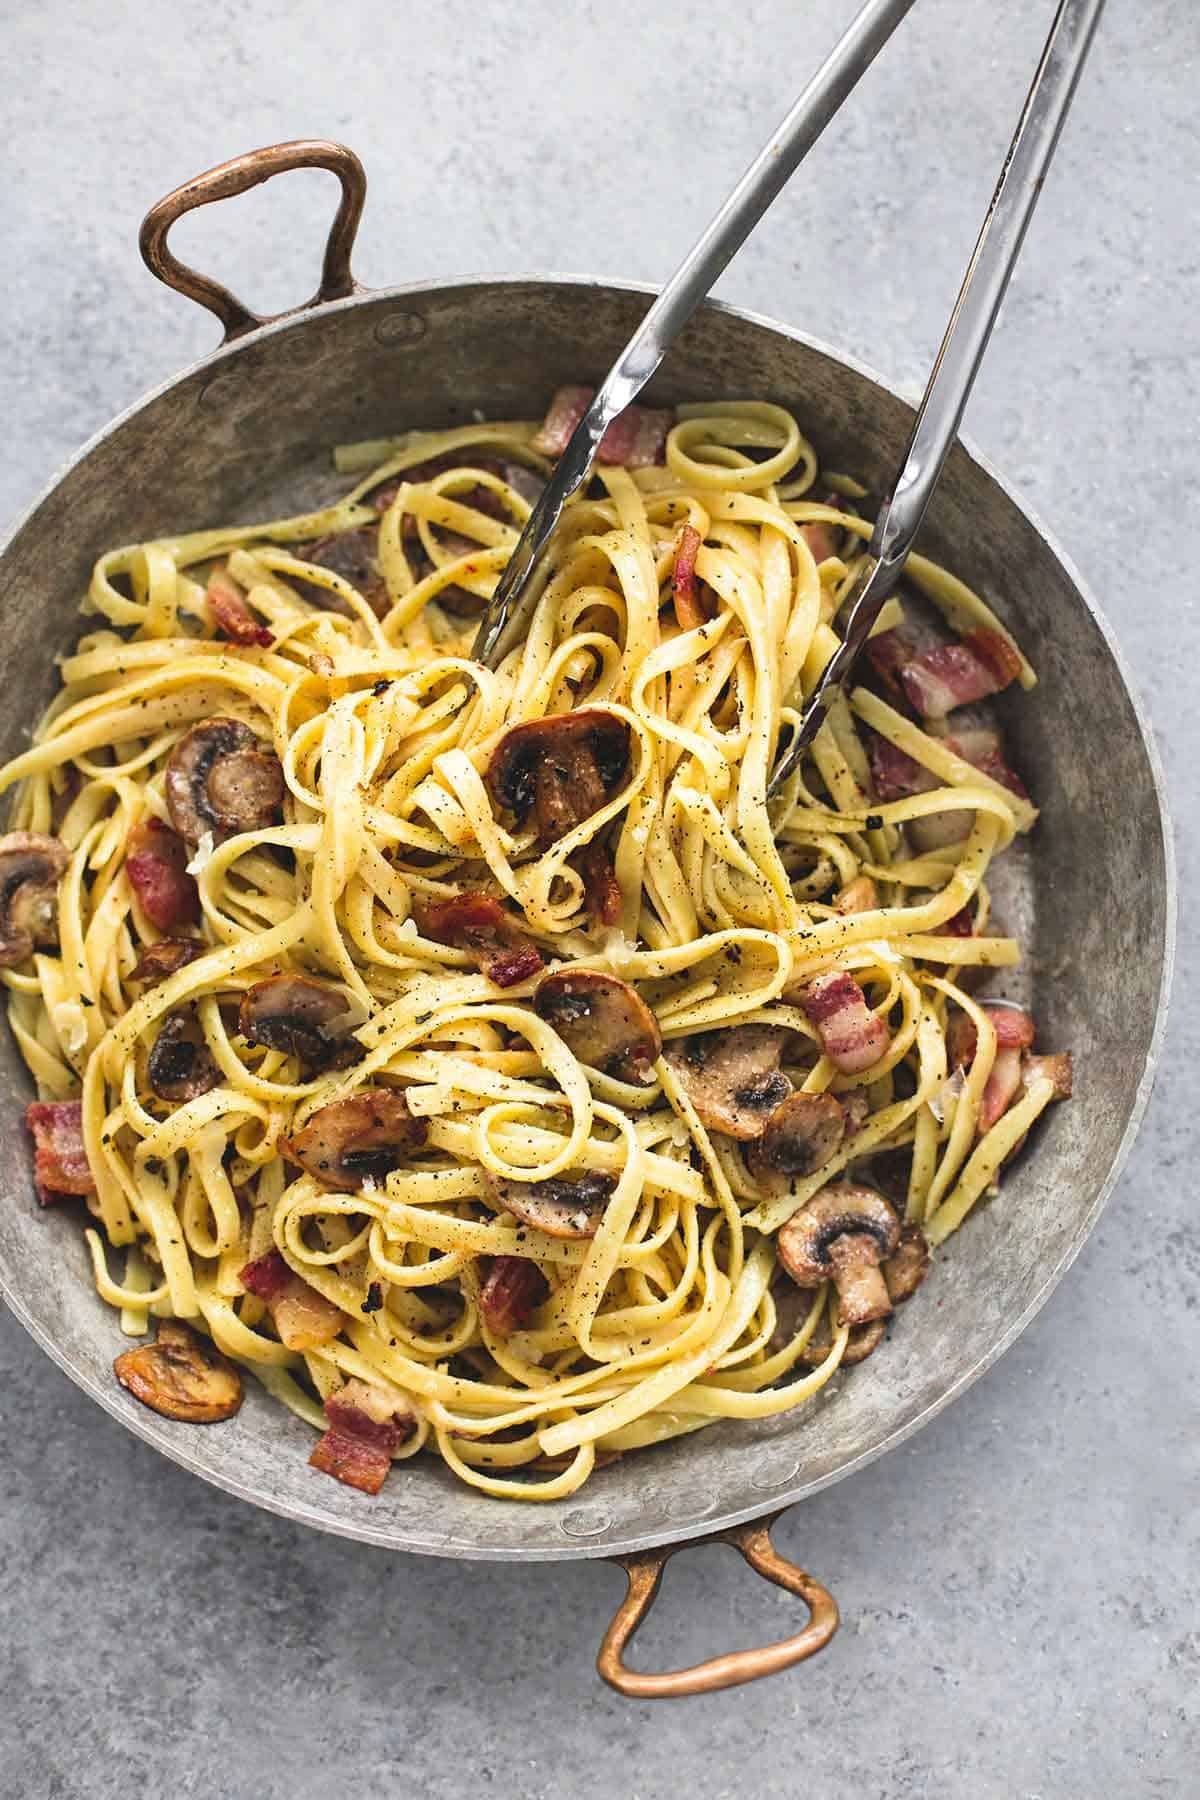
[485, 710, 632, 845]
[884, 1221, 931, 1303]
[0, 832, 69, 968]
[114, 1320, 242, 1422]
[285, 1090, 428, 1192]
[485, 1169, 616, 1240]
[833, 876, 878, 915]
[662, 1025, 792, 1140]
[745, 1092, 847, 1189]
[239, 974, 359, 1067]
[147, 1010, 220, 1101]
[165, 718, 285, 849]
[129, 937, 206, 987]
[292, 526, 389, 617]
[534, 969, 661, 1085]
[777, 1182, 901, 1326]
[797, 1311, 886, 1367]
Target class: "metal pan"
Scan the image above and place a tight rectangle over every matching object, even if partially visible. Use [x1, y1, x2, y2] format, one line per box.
[0, 142, 1174, 1696]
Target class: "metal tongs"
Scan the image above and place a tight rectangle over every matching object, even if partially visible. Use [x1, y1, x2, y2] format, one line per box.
[472, 0, 1105, 794]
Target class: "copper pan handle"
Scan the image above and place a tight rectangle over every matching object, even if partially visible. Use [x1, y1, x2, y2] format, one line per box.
[598, 1511, 838, 1698]
[139, 139, 367, 343]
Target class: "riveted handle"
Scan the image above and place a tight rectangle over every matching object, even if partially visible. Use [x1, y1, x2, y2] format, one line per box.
[139, 138, 367, 342]
[597, 1512, 838, 1698]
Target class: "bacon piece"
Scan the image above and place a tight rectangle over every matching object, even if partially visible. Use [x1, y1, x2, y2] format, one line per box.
[672, 523, 706, 630]
[240, 1249, 344, 1351]
[479, 1256, 549, 1336]
[979, 1046, 1024, 1132]
[798, 491, 848, 564]
[937, 903, 976, 939]
[798, 971, 891, 1075]
[947, 1002, 1036, 1070]
[1022, 1050, 1073, 1100]
[309, 1379, 417, 1496]
[25, 1100, 95, 1206]
[966, 628, 1024, 688]
[206, 568, 273, 648]
[532, 385, 673, 466]
[867, 734, 938, 802]
[417, 891, 544, 987]
[126, 818, 201, 931]
[901, 635, 1023, 718]
[573, 841, 623, 927]
[864, 627, 913, 698]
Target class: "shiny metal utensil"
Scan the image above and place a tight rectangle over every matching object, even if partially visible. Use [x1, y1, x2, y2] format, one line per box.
[471, 0, 920, 668]
[769, 0, 1106, 794]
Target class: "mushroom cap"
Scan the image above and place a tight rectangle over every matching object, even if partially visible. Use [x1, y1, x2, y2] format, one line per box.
[129, 937, 206, 987]
[745, 1091, 847, 1190]
[534, 968, 661, 1085]
[114, 1320, 243, 1422]
[0, 831, 69, 968]
[239, 974, 359, 1066]
[884, 1221, 931, 1303]
[285, 1090, 428, 1192]
[485, 1168, 616, 1240]
[165, 717, 285, 848]
[663, 1025, 793, 1140]
[147, 1010, 220, 1102]
[485, 709, 631, 827]
[777, 1182, 901, 1289]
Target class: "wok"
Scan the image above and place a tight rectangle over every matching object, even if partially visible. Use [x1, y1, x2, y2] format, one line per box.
[0, 141, 1174, 1697]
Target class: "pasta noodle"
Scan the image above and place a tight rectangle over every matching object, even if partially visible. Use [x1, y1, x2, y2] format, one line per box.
[1, 397, 1069, 1503]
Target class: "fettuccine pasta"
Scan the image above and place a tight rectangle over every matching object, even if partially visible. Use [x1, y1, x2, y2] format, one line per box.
[0, 391, 1072, 1503]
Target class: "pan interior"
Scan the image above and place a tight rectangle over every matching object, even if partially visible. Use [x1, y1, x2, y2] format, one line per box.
[0, 281, 1170, 1559]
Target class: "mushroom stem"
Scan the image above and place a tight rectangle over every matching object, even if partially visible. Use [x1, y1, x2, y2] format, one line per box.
[826, 1234, 893, 1327]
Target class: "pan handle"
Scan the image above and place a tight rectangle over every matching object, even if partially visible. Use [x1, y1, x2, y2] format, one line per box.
[597, 1511, 838, 1698]
[138, 139, 367, 343]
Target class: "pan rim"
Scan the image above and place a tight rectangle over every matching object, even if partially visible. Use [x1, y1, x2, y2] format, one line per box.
[0, 274, 1176, 1560]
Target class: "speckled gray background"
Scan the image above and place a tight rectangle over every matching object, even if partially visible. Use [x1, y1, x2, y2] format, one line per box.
[1, 1, 1195, 1795]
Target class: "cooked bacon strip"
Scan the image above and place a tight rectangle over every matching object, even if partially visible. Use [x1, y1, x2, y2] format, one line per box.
[479, 1256, 549, 1336]
[126, 818, 201, 931]
[206, 568, 273, 648]
[574, 841, 623, 927]
[937, 903, 976, 939]
[867, 734, 938, 802]
[532, 385, 673, 466]
[900, 636, 1022, 719]
[947, 1002, 1036, 1070]
[309, 1379, 417, 1496]
[672, 523, 706, 629]
[25, 1100, 94, 1206]
[417, 892, 543, 987]
[798, 971, 891, 1075]
[798, 491, 847, 564]
[240, 1249, 344, 1351]
[979, 1046, 1025, 1132]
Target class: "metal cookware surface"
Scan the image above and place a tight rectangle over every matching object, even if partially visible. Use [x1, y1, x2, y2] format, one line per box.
[0, 273, 1172, 1562]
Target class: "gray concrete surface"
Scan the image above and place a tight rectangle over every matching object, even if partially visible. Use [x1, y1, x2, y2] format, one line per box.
[1, 1, 1196, 1794]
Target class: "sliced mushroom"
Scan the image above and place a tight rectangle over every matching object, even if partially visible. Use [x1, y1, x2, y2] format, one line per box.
[797, 1311, 886, 1367]
[239, 974, 359, 1067]
[293, 526, 389, 616]
[0, 831, 69, 967]
[129, 937, 206, 987]
[573, 838, 623, 927]
[147, 1010, 220, 1102]
[165, 718, 285, 849]
[485, 1169, 616, 1240]
[663, 1025, 793, 1140]
[884, 1221, 931, 1303]
[777, 1182, 901, 1326]
[534, 969, 661, 1085]
[834, 876, 878, 915]
[485, 710, 632, 845]
[114, 1320, 242, 1422]
[745, 1092, 847, 1189]
[285, 1090, 428, 1192]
